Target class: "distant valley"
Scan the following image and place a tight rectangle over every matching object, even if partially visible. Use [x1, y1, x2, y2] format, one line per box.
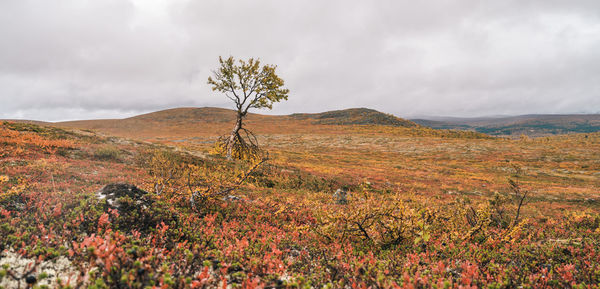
[412, 114, 600, 137]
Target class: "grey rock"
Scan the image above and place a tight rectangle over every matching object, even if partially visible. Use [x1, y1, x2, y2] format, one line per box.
[96, 183, 150, 212]
[333, 189, 348, 205]
[223, 195, 241, 201]
[289, 249, 301, 257]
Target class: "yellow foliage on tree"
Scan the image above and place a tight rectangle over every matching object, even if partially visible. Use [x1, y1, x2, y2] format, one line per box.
[208, 56, 289, 160]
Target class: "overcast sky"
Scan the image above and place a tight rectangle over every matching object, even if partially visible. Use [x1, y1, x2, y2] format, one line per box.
[1, 0, 600, 121]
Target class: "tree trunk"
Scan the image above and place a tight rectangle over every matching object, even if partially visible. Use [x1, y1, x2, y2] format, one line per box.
[226, 113, 244, 160]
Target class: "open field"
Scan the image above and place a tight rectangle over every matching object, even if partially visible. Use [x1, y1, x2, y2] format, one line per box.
[1, 108, 600, 288]
[58, 108, 600, 211]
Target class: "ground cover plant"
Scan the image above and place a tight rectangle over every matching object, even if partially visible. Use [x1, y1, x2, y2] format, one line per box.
[0, 120, 599, 288]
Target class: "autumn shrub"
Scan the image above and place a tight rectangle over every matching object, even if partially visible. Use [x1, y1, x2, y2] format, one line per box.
[110, 196, 178, 234]
[311, 175, 532, 254]
[446, 197, 499, 243]
[1, 123, 75, 157]
[94, 145, 122, 161]
[2, 121, 46, 133]
[314, 182, 424, 250]
[487, 192, 513, 229]
[144, 148, 266, 213]
[567, 210, 600, 232]
[248, 165, 339, 192]
[280, 173, 339, 192]
[0, 176, 29, 212]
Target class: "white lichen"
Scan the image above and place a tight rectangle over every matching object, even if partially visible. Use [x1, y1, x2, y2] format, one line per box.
[0, 250, 80, 288]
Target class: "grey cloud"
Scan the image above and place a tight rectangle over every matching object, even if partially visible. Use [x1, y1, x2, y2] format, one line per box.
[0, 0, 599, 121]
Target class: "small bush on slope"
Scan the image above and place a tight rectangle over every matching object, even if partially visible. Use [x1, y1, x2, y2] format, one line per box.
[93, 146, 122, 161]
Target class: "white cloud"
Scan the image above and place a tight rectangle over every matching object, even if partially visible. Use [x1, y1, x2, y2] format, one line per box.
[1, 0, 599, 121]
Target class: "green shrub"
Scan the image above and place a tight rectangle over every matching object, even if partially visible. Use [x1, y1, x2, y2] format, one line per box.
[94, 146, 121, 161]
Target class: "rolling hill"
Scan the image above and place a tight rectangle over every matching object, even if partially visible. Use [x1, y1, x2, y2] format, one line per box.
[54, 107, 421, 139]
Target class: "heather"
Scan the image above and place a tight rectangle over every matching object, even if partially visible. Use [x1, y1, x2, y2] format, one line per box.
[0, 121, 599, 288]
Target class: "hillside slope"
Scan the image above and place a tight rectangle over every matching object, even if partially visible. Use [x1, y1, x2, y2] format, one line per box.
[128, 107, 238, 123]
[55, 107, 423, 139]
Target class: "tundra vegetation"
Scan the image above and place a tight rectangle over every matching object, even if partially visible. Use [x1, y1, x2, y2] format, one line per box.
[0, 118, 599, 288]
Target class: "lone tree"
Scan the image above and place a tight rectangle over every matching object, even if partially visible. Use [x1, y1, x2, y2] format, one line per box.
[208, 56, 289, 160]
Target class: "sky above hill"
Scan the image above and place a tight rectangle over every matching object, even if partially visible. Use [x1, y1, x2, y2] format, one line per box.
[1, 0, 600, 121]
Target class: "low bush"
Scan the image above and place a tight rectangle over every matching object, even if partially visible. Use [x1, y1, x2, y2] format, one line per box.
[94, 146, 122, 161]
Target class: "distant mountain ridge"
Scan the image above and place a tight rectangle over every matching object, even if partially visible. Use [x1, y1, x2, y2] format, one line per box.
[412, 114, 600, 136]
[6, 108, 598, 137]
